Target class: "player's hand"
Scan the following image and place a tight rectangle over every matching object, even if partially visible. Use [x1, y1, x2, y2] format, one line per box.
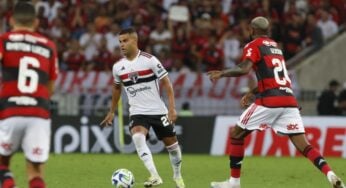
[240, 92, 255, 109]
[100, 112, 115, 127]
[168, 108, 177, 124]
[207, 71, 223, 82]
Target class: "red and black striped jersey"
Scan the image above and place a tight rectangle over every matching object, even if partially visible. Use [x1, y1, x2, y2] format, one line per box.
[0, 30, 59, 119]
[241, 37, 298, 107]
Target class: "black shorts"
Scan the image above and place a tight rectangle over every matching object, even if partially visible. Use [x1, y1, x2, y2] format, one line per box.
[129, 114, 176, 140]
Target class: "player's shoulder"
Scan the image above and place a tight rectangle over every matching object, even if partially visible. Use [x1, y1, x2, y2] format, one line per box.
[139, 51, 155, 59]
[112, 57, 127, 71]
[3, 31, 55, 48]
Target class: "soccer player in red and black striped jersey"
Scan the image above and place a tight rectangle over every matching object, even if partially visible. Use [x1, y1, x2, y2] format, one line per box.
[208, 17, 345, 188]
[0, 2, 58, 188]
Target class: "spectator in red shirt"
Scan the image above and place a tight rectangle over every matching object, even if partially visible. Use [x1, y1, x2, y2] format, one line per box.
[92, 36, 113, 71]
[200, 36, 224, 72]
[63, 39, 86, 71]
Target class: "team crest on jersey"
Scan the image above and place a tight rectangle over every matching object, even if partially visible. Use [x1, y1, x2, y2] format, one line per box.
[129, 72, 139, 83]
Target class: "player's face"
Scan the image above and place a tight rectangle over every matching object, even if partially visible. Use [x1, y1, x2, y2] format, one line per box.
[119, 34, 136, 57]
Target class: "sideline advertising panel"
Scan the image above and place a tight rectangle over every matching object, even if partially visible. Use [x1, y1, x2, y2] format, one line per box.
[211, 116, 346, 157]
[51, 116, 215, 154]
[51, 115, 346, 158]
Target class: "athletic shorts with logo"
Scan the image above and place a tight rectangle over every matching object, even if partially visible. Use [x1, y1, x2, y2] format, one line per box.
[237, 103, 305, 134]
[0, 117, 51, 162]
[129, 115, 176, 140]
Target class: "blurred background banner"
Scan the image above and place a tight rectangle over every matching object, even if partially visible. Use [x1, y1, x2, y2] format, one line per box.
[211, 116, 346, 157]
[51, 115, 346, 158]
[52, 70, 298, 116]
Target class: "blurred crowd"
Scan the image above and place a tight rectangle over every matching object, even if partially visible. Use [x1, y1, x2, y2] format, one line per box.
[0, 0, 345, 73]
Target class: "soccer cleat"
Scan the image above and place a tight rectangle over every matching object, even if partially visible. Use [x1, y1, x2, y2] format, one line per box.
[143, 176, 163, 187]
[211, 180, 240, 188]
[330, 175, 346, 188]
[174, 177, 185, 188]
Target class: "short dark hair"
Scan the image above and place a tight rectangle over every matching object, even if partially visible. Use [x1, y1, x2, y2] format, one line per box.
[13, 1, 36, 26]
[329, 80, 340, 87]
[119, 27, 137, 35]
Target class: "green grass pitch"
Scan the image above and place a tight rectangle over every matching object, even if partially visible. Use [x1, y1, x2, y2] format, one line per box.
[10, 153, 345, 188]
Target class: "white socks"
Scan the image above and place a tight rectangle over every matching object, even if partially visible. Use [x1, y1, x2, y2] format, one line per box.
[166, 142, 182, 179]
[327, 171, 336, 182]
[229, 177, 240, 185]
[132, 133, 159, 177]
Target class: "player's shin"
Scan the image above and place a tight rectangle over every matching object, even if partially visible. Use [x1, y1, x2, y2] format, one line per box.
[132, 133, 160, 177]
[229, 138, 245, 181]
[0, 165, 16, 188]
[166, 142, 182, 179]
[302, 145, 331, 175]
[29, 177, 45, 188]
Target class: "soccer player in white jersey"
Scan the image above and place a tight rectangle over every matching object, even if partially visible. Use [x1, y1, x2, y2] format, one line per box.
[101, 27, 185, 188]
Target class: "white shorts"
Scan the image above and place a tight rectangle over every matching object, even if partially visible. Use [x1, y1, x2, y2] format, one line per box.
[0, 117, 51, 163]
[237, 103, 305, 134]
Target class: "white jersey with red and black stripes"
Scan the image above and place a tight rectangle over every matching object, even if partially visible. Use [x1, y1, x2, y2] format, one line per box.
[112, 50, 168, 115]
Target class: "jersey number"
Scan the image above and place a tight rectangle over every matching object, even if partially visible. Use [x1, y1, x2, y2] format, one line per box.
[18, 56, 40, 93]
[272, 58, 291, 85]
[161, 116, 170, 127]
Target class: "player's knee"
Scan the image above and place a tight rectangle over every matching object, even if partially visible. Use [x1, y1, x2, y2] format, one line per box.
[230, 126, 246, 140]
[132, 133, 146, 146]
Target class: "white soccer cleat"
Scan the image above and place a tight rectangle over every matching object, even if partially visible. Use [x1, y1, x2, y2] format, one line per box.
[329, 175, 346, 188]
[174, 177, 185, 188]
[144, 176, 163, 187]
[210, 180, 240, 188]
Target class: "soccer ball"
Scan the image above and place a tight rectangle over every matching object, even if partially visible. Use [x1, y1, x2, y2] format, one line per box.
[111, 168, 135, 188]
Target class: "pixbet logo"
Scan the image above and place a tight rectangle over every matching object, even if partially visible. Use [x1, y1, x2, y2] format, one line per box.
[53, 116, 183, 153]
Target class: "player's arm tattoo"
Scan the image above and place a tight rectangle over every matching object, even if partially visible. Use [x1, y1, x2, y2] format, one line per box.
[221, 60, 253, 77]
[251, 87, 258, 94]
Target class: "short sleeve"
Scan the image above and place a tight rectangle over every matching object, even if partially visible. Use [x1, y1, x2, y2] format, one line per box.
[240, 42, 261, 64]
[150, 56, 168, 79]
[112, 63, 121, 84]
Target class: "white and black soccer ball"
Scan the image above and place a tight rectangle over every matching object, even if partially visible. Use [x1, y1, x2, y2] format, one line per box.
[111, 168, 135, 188]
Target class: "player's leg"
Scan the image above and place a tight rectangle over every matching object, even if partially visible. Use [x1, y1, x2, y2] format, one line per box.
[0, 155, 16, 188]
[0, 118, 24, 188]
[153, 115, 184, 188]
[22, 118, 51, 188]
[211, 104, 279, 188]
[26, 161, 45, 188]
[289, 133, 345, 188]
[273, 108, 345, 188]
[129, 115, 162, 187]
[162, 136, 185, 188]
[211, 126, 252, 188]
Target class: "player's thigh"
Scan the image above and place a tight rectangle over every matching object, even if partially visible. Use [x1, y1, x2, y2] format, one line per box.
[0, 117, 26, 156]
[272, 108, 305, 134]
[22, 118, 51, 163]
[237, 104, 280, 131]
[129, 115, 151, 135]
[150, 115, 176, 141]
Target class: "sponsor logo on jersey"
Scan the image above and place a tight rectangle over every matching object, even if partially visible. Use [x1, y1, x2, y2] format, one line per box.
[279, 87, 293, 94]
[286, 123, 299, 130]
[157, 64, 164, 74]
[127, 86, 151, 97]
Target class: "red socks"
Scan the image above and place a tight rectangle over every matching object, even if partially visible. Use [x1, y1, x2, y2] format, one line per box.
[229, 138, 245, 178]
[303, 145, 331, 175]
[29, 177, 45, 188]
